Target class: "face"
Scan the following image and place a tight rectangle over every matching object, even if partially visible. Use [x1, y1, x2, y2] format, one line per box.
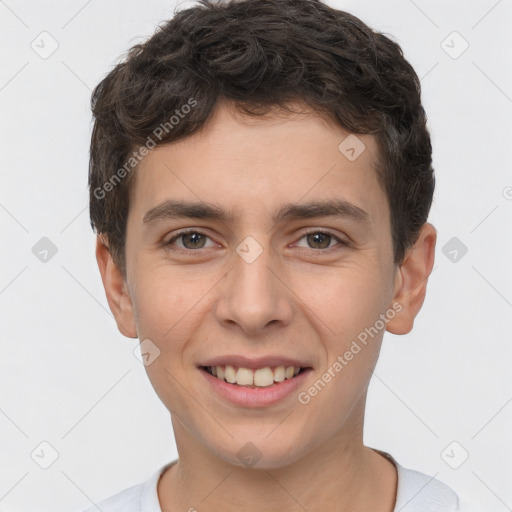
[99, 101, 433, 469]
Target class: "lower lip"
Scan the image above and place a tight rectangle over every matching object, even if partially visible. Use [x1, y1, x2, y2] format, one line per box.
[199, 367, 313, 408]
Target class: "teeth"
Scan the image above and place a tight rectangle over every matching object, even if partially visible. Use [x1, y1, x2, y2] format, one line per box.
[274, 366, 285, 382]
[208, 365, 303, 387]
[254, 367, 274, 387]
[224, 365, 237, 383]
[236, 367, 254, 385]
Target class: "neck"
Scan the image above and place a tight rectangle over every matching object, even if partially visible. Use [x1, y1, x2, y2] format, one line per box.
[157, 420, 397, 512]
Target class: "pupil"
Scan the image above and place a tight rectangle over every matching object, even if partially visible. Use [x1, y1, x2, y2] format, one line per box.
[185, 232, 205, 248]
[309, 233, 330, 249]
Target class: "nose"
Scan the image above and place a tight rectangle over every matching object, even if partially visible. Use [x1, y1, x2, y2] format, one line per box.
[214, 237, 293, 336]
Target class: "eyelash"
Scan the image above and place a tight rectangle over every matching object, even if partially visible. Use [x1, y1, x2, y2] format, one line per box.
[164, 228, 349, 254]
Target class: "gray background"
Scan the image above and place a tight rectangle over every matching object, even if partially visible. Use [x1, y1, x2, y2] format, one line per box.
[1, 0, 511, 510]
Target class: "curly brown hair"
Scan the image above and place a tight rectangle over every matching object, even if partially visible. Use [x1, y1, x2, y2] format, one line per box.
[89, 0, 434, 276]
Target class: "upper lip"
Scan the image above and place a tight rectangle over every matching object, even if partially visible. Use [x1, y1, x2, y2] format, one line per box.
[199, 355, 312, 370]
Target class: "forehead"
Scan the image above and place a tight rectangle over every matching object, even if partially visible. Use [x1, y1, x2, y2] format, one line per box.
[128, 101, 387, 228]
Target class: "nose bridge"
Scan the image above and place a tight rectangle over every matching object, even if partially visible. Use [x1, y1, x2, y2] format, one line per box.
[215, 234, 292, 333]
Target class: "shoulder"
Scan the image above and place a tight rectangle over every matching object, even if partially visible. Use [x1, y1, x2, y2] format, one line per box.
[373, 449, 460, 512]
[80, 461, 176, 512]
[80, 481, 145, 512]
[394, 461, 460, 511]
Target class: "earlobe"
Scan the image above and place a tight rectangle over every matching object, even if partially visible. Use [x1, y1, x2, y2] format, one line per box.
[386, 223, 437, 335]
[95, 235, 138, 338]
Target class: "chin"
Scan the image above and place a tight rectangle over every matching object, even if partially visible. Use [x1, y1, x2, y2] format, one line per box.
[210, 433, 309, 471]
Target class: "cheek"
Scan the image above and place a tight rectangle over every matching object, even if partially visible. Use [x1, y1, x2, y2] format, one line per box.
[295, 261, 393, 341]
[129, 271, 209, 412]
[292, 262, 393, 400]
[130, 269, 187, 340]
[295, 268, 390, 423]
[130, 265, 220, 355]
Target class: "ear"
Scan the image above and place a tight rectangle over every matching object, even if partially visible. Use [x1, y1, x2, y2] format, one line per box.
[95, 234, 138, 338]
[386, 223, 437, 335]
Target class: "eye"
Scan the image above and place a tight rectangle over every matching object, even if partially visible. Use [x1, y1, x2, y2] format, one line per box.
[294, 230, 348, 250]
[164, 229, 217, 251]
[164, 228, 349, 253]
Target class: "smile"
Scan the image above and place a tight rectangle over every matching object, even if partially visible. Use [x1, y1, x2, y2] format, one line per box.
[202, 365, 307, 388]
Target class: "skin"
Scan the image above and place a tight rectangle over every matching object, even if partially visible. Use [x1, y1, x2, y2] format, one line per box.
[96, 100, 436, 511]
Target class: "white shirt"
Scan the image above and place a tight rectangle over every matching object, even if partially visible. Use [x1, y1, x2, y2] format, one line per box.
[82, 452, 460, 511]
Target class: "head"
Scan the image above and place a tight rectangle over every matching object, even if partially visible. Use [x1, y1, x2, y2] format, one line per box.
[90, 0, 436, 468]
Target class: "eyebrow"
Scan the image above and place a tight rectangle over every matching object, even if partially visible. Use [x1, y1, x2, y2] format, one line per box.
[142, 199, 370, 226]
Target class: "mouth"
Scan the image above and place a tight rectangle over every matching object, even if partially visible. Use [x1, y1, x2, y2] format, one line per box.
[200, 364, 311, 388]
